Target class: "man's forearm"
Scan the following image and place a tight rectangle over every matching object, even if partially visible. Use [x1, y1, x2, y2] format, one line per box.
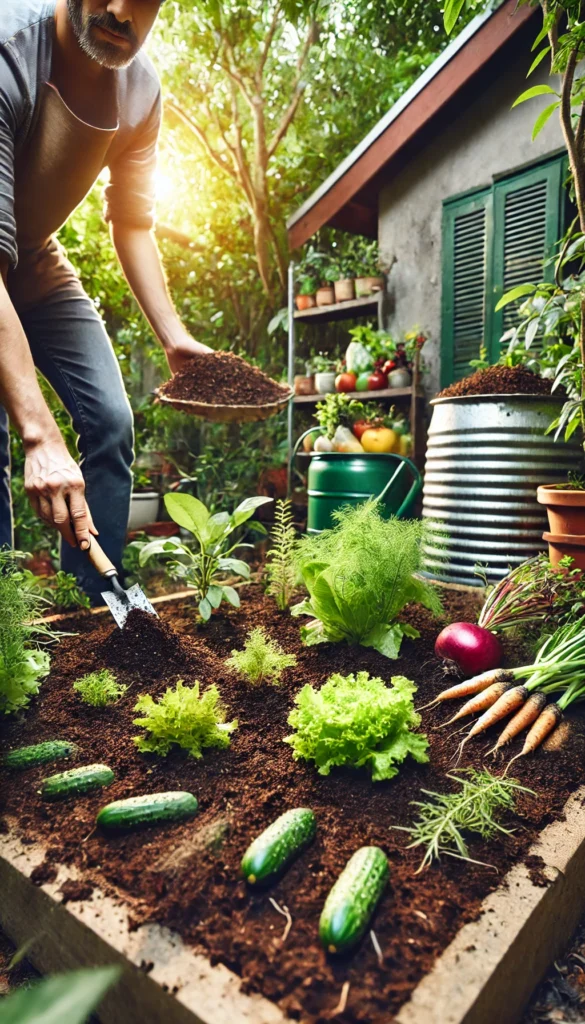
[0, 277, 60, 447]
[110, 224, 183, 349]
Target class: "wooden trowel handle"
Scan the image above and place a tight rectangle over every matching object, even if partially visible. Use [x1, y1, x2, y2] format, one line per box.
[86, 537, 117, 578]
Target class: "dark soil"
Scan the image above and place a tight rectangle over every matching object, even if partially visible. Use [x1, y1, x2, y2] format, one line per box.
[159, 351, 288, 406]
[1, 587, 585, 1023]
[437, 364, 556, 398]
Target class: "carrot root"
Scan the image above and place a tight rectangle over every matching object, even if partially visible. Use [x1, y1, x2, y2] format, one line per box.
[439, 680, 514, 728]
[487, 691, 547, 756]
[418, 669, 513, 713]
[505, 704, 563, 771]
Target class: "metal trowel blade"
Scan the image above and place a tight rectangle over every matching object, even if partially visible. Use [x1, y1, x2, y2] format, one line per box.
[102, 583, 158, 629]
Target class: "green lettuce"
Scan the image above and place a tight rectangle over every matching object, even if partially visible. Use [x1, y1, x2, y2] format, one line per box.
[292, 501, 442, 658]
[284, 671, 428, 781]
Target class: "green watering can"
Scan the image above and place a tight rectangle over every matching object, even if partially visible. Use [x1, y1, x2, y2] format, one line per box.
[293, 428, 422, 534]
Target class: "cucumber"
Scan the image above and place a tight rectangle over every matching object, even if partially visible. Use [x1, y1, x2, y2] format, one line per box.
[97, 791, 198, 831]
[2, 740, 78, 770]
[242, 807, 316, 886]
[41, 763, 115, 801]
[319, 846, 389, 954]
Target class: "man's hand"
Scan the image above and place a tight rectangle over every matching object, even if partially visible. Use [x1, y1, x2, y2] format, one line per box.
[24, 439, 97, 549]
[165, 330, 212, 375]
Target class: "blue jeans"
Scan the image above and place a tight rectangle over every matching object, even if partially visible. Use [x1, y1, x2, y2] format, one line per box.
[0, 289, 134, 600]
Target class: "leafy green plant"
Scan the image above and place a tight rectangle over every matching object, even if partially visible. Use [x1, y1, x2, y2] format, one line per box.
[314, 393, 369, 439]
[309, 353, 337, 373]
[226, 627, 297, 685]
[133, 679, 238, 758]
[139, 492, 272, 621]
[0, 550, 57, 714]
[298, 273, 319, 296]
[46, 570, 91, 611]
[285, 671, 428, 781]
[73, 669, 128, 708]
[395, 769, 534, 871]
[292, 501, 442, 658]
[0, 966, 120, 1024]
[265, 499, 298, 610]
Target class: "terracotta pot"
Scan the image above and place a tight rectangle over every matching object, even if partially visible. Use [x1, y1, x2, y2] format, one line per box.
[294, 374, 315, 396]
[355, 276, 384, 297]
[333, 278, 355, 303]
[128, 521, 179, 540]
[296, 294, 316, 311]
[543, 531, 585, 569]
[316, 286, 335, 307]
[537, 485, 585, 536]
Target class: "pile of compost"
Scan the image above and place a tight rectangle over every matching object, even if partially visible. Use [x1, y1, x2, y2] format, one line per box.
[2, 588, 585, 1023]
[159, 351, 288, 406]
[437, 364, 555, 399]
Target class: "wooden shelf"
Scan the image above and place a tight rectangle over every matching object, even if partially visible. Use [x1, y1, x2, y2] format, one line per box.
[293, 387, 424, 405]
[293, 293, 381, 324]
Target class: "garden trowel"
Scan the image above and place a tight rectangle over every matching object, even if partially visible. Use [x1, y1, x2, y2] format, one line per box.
[86, 536, 157, 628]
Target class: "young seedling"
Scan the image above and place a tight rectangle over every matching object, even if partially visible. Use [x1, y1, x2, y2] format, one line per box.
[133, 679, 238, 758]
[47, 571, 91, 611]
[394, 769, 534, 871]
[226, 627, 296, 686]
[73, 669, 128, 708]
[138, 492, 272, 622]
[265, 499, 298, 611]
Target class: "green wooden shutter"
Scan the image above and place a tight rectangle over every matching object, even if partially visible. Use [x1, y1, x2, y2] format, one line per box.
[487, 157, 564, 360]
[441, 189, 492, 387]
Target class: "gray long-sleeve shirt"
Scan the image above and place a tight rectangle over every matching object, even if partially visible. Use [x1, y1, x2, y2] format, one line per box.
[0, 0, 161, 309]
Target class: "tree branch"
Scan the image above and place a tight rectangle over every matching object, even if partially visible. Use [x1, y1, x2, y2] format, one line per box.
[257, 2, 281, 83]
[165, 100, 240, 184]
[266, 22, 315, 160]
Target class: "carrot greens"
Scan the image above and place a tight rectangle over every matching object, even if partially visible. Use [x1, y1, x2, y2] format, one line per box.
[226, 627, 296, 685]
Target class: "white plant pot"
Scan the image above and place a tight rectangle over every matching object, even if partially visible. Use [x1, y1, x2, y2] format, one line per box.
[315, 371, 337, 394]
[128, 492, 160, 532]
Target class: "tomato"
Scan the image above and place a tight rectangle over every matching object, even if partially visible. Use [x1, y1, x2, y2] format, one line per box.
[335, 372, 357, 393]
[352, 420, 372, 440]
[382, 360, 396, 375]
[361, 427, 400, 454]
[367, 370, 388, 391]
[355, 372, 371, 392]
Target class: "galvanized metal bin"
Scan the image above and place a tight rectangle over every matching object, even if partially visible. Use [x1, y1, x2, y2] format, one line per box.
[421, 394, 582, 586]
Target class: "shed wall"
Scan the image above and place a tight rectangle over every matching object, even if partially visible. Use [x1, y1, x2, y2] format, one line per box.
[378, 48, 564, 396]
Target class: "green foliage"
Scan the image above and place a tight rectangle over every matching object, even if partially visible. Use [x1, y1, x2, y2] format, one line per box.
[226, 627, 297, 685]
[0, 966, 120, 1024]
[314, 393, 369, 439]
[139, 492, 272, 621]
[133, 679, 238, 758]
[265, 499, 298, 610]
[285, 671, 428, 781]
[292, 501, 442, 658]
[73, 669, 127, 708]
[0, 551, 56, 714]
[396, 770, 534, 871]
[46, 571, 91, 611]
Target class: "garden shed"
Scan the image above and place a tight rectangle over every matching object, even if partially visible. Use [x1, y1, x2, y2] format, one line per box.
[287, 0, 569, 395]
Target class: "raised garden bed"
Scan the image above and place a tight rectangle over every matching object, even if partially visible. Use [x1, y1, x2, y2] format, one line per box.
[2, 586, 585, 1022]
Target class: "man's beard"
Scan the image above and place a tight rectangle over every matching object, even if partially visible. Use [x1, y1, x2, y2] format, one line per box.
[66, 0, 140, 69]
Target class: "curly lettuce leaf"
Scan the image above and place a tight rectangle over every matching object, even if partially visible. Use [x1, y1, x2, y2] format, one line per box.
[284, 672, 428, 781]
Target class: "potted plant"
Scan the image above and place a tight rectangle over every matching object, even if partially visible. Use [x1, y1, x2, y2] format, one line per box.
[294, 358, 315, 396]
[537, 474, 585, 568]
[329, 255, 355, 304]
[311, 354, 338, 395]
[296, 273, 318, 311]
[128, 468, 160, 532]
[355, 241, 385, 298]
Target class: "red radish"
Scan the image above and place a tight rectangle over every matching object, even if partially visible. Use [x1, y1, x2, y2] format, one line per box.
[435, 622, 503, 677]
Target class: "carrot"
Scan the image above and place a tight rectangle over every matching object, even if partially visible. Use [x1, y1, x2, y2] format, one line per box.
[417, 669, 514, 711]
[439, 679, 513, 728]
[452, 686, 528, 764]
[542, 719, 572, 752]
[487, 692, 547, 756]
[506, 704, 563, 771]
